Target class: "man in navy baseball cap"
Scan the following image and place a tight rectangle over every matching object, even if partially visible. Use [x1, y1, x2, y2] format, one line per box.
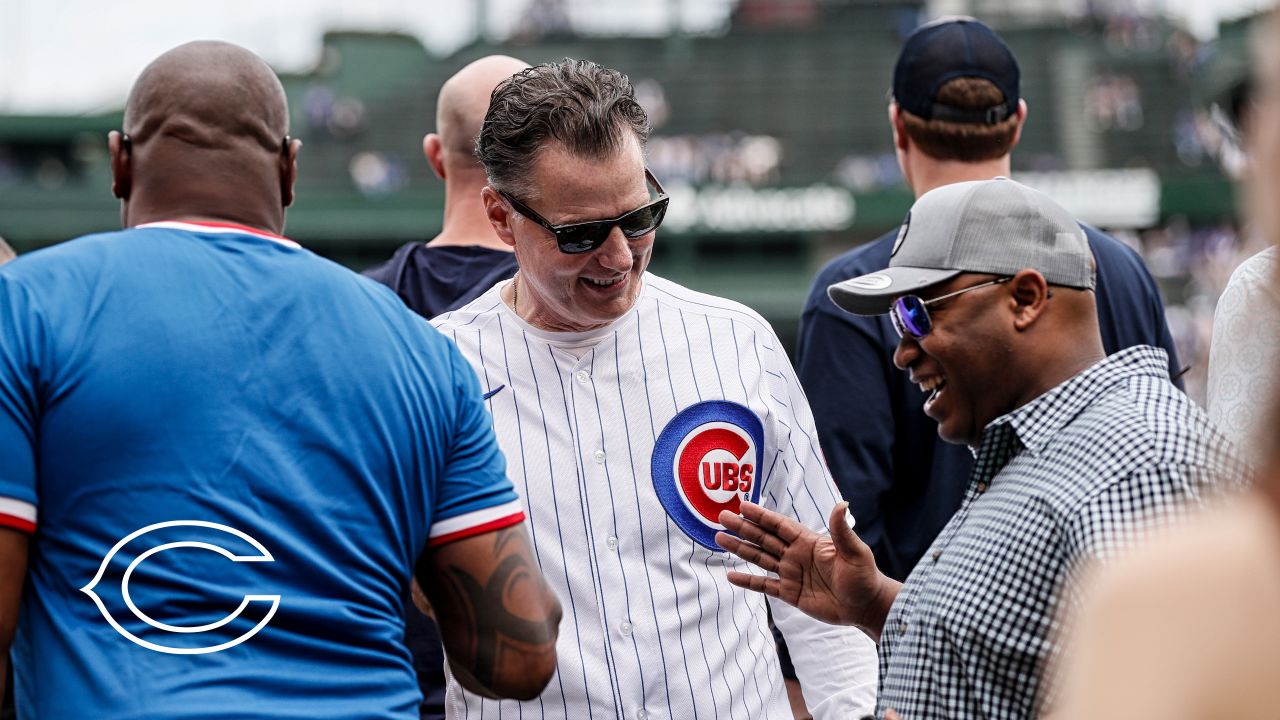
[892, 16, 1020, 126]
[794, 14, 1182, 591]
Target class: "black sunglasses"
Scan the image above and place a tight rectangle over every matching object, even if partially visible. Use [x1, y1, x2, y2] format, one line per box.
[498, 169, 670, 254]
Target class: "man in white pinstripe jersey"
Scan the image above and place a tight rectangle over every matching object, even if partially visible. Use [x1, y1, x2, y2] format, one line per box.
[432, 58, 879, 719]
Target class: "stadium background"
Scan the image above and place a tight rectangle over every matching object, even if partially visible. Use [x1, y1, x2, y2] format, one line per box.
[0, 0, 1265, 404]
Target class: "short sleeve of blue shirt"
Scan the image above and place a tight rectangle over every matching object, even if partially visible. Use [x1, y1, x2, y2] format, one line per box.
[0, 273, 42, 529]
[427, 339, 523, 546]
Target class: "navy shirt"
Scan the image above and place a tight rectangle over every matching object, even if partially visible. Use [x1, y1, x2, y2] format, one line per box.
[364, 242, 518, 319]
[365, 240, 519, 720]
[796, 224, 1182, 582]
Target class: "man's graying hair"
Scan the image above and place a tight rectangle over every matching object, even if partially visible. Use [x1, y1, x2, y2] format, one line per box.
[476, 58, 650, 198]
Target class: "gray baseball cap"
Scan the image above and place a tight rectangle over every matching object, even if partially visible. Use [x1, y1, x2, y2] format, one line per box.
[828, 177, 1094, 316]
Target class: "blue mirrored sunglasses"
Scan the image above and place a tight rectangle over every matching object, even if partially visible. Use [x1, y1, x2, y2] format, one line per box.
[889, 277, 1013, 339]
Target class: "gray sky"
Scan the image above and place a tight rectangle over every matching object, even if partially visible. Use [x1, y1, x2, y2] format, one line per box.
[0, 0, 1268, 114]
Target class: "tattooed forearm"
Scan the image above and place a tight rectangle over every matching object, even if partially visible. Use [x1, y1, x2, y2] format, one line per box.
[443, 553, 557, 688]
[423, 523, 561, 699]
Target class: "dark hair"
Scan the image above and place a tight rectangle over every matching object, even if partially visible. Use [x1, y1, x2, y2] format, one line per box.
[476, 58, 650, 197]
[900, 77, 1020, 162]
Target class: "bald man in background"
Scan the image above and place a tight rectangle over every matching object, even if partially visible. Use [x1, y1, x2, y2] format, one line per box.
[365, 55, 529, 318]
[0, 238, 13, 265]
[363, 54, 530, 720]
[0, 41, 559, 718]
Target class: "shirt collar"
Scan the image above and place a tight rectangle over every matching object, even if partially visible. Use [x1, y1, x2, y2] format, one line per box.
[983, 345, 1170, 456]
[499, 272, 650, 346]
[136, 220, 301, 249]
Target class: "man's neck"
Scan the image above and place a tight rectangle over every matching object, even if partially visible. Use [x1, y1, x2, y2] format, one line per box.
[428, 181, 512, 251]
[908, 156, 1013, 199]
[126, 208, 285, 236]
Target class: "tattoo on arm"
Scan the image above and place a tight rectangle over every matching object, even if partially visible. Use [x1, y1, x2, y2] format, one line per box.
[432, 525, 558, 693]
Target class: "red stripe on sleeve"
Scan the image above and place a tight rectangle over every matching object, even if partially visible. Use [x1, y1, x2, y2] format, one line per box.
[426, 511, 526, 548]
[0, 514, 35, 534]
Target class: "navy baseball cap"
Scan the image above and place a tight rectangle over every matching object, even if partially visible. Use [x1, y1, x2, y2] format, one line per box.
[892, 17, 1020, 124]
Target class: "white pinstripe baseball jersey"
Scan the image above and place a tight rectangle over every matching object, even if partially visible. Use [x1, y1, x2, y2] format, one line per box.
[433, 273, 878, 720]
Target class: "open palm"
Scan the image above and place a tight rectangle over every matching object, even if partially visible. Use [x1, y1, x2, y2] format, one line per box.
[716, 501, 898, 640]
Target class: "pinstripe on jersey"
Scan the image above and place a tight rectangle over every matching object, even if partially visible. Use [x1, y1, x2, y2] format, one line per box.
[433, 273, 878, 720]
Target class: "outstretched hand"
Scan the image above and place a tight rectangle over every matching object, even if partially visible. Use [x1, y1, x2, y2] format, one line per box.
[716, 501, 898, 641]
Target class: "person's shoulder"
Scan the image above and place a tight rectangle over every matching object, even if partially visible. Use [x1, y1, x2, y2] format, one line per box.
[804, 229, 898, 311]
[1077, 353, 1240, 477]
[1085, 351, 1187, 423]
[431, 282, 507, 332]
[361, 241, 422, 283]
[812, 230, 898, 289]
[1081, 224, 1148, 269]
[643, 273, 775, 334]
[0, 228, 140, 287]
[1224, 245, 1279, 294]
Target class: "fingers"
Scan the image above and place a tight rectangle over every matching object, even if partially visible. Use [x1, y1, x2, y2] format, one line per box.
[828, 502, 864, 561]
[884, 710, 902, 720]
[718, 507, 751, 534]
[715, 531, 780, 573]
[725, 570, 780, 598]
[736, 501, 809, 545]
[718, 509, 790, 558]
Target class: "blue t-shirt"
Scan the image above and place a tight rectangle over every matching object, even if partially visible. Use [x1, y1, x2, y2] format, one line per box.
[364, 240, 519, 720]
[0, 221, 523, 719]
[796, 224, 1182, 581]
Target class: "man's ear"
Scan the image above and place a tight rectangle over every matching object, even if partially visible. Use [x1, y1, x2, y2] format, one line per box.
[423, 134, 446, 180]
[1009, 268, 1050, 331]
[889, 103, 909, 152]
[1010, 99, 1029, 148]
[280, 137, 302, 208]
[480, 185, 517, 249]
[108, 131, 131, 200]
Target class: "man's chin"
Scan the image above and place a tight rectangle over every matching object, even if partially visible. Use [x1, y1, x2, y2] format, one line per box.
[935, 422, 967, 447]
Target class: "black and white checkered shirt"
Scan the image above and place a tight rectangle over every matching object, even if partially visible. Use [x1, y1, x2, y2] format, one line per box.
[877, 346, 1247, 719]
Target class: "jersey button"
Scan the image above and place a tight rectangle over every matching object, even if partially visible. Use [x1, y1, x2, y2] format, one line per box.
[932, 550, 942, 562]
[635, 710, 649, 720]
[976, 481, 989, 493]
[898, 621, 908, 636]
[575, 370, 590, 384]
[593, 449, 606, 463]
[606, 535, 619, 551]
[620, 620, 633, 636]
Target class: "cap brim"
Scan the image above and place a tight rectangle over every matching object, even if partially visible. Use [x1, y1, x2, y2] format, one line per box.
[827, 266, 962, 315]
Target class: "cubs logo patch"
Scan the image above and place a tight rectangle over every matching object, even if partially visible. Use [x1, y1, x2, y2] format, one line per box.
[651, 401, 765, 551]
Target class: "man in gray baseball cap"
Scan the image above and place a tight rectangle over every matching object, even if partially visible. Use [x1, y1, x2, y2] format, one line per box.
[829, 177, 1099, 448]
[829, 177, 1094, 316]
[717, 177, 1245, 718]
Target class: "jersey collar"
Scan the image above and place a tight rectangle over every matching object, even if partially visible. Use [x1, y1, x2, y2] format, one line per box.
[136, 220, 301, 249]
